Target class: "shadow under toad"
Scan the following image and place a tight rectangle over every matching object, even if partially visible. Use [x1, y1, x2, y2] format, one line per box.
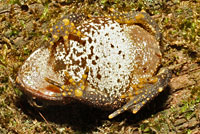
[16, 86, 170, 132]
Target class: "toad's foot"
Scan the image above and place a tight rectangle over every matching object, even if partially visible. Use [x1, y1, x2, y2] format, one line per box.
[108, 68, 172, 119]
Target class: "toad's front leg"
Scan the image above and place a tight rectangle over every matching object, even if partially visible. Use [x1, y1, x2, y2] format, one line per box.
[108, 68, 172, 119]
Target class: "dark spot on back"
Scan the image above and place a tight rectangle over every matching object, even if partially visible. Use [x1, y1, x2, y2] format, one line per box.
[105, 33, 109, 36]
[88, 45, 94, 59]
[117, 79, 120, 83]
[94, 38, 97, 43]
[76, 51, 84, 57]
[68, 34, 86, 46]
[88, 37, 92, 43]
[81, 57, 86, 67]
[73, 59, 80, 66]
[53, 59, 66, 72]
[97, 74, 101, 80]
[92, 30, 95, 36]
[74, 67, 80, 73]
[92, 60, 97, 65]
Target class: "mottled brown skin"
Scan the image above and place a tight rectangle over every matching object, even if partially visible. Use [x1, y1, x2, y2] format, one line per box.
[16, 10, 172, 119]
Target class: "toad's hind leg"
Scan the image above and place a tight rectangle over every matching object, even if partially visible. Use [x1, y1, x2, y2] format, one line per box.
[45, 68, 118, 108]
[108, 68, 172, 119]
[107, 8, 162, 41]
[45, 68, 90, 98]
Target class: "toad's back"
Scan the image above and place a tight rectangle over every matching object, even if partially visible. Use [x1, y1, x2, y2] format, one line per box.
[51, 17, 161, 98]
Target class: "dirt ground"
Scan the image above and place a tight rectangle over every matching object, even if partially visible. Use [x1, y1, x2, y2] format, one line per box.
[0, 0, 199, 133]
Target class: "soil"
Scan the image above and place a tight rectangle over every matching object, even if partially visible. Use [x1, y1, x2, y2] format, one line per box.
[0, 0, 199, 133]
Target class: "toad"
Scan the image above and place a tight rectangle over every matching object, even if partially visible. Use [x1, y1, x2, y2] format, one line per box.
[16, 10, 172, 119]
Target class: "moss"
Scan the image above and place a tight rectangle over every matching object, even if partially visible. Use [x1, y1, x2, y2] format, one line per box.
[39, 1, 50, 21]
[0, 0, 200, 133]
